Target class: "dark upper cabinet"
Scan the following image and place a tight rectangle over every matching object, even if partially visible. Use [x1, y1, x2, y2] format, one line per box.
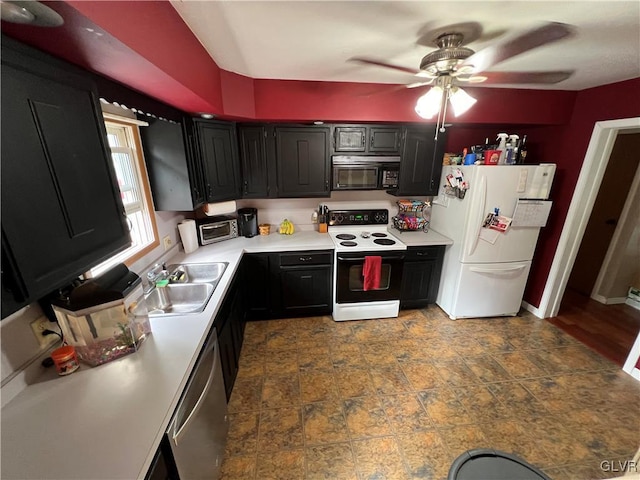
[276, 127, 330, 197]
[332, 125, 402, 155]
[1, 38, 130, 317]
[140, 118, 240, 210]
[391, 126, 447, 197]
[369, 126, 403, 153]
[194, 120, 241, 202]
[400, 246, 445, 309]
[334, 126, 367, 153]
[238, 125, 278, 198]
[140, 117, 206, 211]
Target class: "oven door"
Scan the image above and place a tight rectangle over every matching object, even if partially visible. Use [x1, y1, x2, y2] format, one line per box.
[332, 165, 380, 190]
[336, 251, 405, 303]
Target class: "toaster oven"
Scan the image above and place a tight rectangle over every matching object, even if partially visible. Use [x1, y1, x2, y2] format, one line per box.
[196, 216, 238, 245]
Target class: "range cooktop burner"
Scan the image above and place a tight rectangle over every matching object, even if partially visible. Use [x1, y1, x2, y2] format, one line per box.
[336, 234, 356, 240]
[340, 241, 358, 247]
[373, 238, 396, 246]
[371, 232, 387, 238]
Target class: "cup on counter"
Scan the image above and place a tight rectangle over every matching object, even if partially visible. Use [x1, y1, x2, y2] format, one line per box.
[318, 214, 328, 233]
[464, 153, 477, 165]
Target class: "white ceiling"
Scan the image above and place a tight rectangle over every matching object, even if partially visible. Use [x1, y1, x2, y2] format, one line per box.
[170, 1, 640, 91]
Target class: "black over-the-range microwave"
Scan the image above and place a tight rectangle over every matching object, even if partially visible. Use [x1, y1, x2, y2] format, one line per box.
[332, 156, 400, 190]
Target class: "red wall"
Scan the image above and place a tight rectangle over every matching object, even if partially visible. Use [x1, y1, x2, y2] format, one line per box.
[253, 79, 575, 124]
[524, 77, 640, 307]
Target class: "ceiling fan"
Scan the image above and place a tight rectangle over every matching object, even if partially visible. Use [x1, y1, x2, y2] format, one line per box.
[352, 21, 575, 89]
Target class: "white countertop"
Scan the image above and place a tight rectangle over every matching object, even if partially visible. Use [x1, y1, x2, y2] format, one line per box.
[0, 229, 448, 480]
[388, 227, 454, 247]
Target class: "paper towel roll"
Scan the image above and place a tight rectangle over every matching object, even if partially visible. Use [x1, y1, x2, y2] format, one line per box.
[204, 200, 237, 216]
[178, 220, 199, 254]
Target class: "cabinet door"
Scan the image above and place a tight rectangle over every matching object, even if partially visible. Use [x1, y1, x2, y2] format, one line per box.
[400, 246, 445, 308]
[242, 253, 272, 319]
[238, 126, 269, 198]
[140, 118, 205, 211]
[217, 319, 237, 401]
[1, 45, 130, 307]
[396, 127, 446, 196]
[279, 266, 332, 316]
[195, 121, 241, 202]
[276, 127, 330, 197]
[369, 126, 402, 153]
[334, 126, 366, 153]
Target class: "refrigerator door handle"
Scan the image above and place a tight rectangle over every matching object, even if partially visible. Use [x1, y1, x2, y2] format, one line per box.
[467, 174, 486, 257]
[469, 265, 527, 275]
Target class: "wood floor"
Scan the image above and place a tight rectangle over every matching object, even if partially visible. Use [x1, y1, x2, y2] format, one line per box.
[547, 288, 640, 367]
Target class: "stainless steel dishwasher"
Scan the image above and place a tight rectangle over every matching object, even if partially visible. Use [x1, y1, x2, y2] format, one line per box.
[166, 328, 228, 479]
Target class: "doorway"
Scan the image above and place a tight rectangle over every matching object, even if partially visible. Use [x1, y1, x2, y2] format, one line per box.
[541, 121, 640, 366]
[566, 132, 640, 298]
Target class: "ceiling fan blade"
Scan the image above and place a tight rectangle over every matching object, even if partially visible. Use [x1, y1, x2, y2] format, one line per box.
[349, 57, 420, 75]
[475, 70, 575, 84]
[406, 80, 434, 88]
[461, 22, 575, 72]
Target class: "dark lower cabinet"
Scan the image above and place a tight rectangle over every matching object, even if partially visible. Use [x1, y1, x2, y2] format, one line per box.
[242, 250, 333, 319]
[1, 37, 130, 318]
[400, 246, 445, 309]
[276, 251, 333, 317]
[214, 273, 245, 400]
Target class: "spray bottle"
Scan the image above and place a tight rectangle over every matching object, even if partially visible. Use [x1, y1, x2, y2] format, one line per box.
[506, 134, 519, 165]
[496, 133, 508, 164]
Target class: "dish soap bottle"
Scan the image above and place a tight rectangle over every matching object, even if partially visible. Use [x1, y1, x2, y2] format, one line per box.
[496, 133, 508, 164]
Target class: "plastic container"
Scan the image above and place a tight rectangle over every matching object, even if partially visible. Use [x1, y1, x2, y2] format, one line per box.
[464, 153, 477, 165]
[51, 345, 80, 376]
[258, 223, 271, 235]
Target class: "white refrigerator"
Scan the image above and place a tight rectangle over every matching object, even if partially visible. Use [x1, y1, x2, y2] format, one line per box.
[430, 164, 556, 319]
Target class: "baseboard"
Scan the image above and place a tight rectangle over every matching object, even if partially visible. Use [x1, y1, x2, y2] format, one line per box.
[521, 301, 543, 319]
[591, 294, 628, 305]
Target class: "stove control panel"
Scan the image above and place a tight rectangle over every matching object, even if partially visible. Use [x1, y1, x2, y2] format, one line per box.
[329, 209, 388, 226]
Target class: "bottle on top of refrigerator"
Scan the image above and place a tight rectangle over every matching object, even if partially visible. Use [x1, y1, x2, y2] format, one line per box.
[517, 135, 528, 164]
[506, 134, 519, 164]
[496, 133, 508, 164]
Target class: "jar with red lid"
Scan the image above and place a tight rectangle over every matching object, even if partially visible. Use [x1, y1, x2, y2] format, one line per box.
[51, 346, 80, 376]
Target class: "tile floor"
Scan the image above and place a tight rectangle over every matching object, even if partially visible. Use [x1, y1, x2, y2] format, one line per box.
[221, 307, 640, 480]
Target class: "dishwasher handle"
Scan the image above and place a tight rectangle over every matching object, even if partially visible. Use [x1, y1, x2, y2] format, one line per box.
[168, 333, 219, 446]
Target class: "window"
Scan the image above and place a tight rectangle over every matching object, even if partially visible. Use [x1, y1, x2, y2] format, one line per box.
[89, 117, 158, 276]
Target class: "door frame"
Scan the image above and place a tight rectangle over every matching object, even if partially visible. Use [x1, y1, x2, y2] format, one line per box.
[534, 117, 640, 318]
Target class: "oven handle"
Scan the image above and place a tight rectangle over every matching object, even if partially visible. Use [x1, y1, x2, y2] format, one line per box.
[337, 255, 405, 262]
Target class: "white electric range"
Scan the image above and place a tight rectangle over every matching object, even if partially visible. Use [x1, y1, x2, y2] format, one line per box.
[328, 209, 407, 321]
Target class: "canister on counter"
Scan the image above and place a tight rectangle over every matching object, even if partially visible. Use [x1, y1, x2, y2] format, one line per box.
[51, 345, 80, 376]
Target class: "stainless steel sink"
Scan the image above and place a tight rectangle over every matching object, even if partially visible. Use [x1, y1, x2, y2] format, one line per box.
[146, 283, 214, 316]
[166, 262, 229, 284]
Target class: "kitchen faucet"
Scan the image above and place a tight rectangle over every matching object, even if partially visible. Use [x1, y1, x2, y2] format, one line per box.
[145, 263, 168, 294]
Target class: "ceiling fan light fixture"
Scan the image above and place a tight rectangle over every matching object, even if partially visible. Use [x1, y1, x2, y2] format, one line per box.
[0, 0, 63, 26]
[449, 86, 477, 116]
[415, 86, 444, 119]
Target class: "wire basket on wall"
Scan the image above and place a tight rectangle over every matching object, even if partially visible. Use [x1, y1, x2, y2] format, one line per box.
[392, 200, 430, 232]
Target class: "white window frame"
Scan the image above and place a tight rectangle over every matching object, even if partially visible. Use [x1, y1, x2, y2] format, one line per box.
[89, 116, 159, 277]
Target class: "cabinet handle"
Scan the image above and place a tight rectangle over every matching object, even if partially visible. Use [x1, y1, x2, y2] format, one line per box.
[243, 180, 248, 196]
[207, 185, 213, 198]
[370, 136, 374, 148]
[325, 180, 329, 191]
[299, 256, 313, 262]
[362, 135, 366, 147]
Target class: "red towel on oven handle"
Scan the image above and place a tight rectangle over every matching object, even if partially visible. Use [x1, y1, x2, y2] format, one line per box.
[363, 256, 382, 291]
